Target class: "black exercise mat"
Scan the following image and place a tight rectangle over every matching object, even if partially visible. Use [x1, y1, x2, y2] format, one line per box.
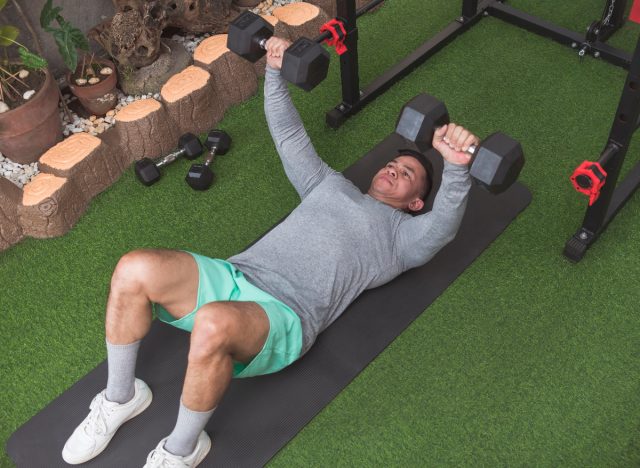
[6, 133, 531, 467]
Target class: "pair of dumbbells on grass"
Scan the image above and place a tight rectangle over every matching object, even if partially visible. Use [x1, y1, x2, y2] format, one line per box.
[395, 93, 525, 194]
[134, 130, 231, 190]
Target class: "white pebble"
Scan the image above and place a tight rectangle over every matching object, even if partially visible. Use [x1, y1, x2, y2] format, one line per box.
[0, 101, 9, 113]
[23, 90, 36, 100]
[88, 77, 100, 85]
[18, 69, 29, 79]
[75, 78, 88, 85]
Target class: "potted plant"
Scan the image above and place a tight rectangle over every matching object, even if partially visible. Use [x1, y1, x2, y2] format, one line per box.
[40, 0, 118, 116]
[0, 0, 63, 164]
[67, 52, 118, 116]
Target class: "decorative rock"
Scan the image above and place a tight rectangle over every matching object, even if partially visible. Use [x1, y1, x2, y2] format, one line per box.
[75, 78, 88, 85]
[23, 90, 36, 100]
[0, 101, 9, 113]
[100, 67, 113, 75]
[18, 69, 29, 79]
[88, 77, 100, 85]
[118, 39, 192, 96]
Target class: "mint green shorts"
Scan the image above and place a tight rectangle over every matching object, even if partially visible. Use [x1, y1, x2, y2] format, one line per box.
[154, 252, 303, 378]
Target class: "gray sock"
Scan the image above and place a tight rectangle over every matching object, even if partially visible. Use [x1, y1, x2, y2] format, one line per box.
[164, 399, 215, 457]
[105, 339, 140, 404]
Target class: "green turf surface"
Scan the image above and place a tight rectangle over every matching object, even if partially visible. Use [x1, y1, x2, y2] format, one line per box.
[2, 1, 640, 466]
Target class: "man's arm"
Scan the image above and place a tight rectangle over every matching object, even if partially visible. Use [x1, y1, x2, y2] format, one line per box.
[264, 52, 336, 199]
[397, 123, 475, 269]
[397, 162, 471, 269]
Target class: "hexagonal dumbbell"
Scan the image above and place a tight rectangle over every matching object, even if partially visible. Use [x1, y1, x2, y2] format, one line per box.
[135, 133, 203, 186]
[185, 130, 232, 191]
[395, 93, 525, 194]
[227, 11, 330, 91]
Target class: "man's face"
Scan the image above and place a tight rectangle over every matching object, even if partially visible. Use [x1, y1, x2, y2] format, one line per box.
[368, 155, 427, 212]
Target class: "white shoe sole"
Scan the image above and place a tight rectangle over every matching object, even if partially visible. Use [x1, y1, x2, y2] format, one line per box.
[193, 436, 212, 467]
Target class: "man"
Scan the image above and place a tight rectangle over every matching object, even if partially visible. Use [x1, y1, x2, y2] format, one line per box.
[62, 37, 477, 467]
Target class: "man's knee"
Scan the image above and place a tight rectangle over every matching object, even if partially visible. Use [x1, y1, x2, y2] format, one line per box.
[110, 249, 159, 295]
[189, 304, 237, 361]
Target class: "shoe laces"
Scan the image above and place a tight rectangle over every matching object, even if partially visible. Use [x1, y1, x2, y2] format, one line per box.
[83, 391, 114, 436]
[146, 446, 190, 468]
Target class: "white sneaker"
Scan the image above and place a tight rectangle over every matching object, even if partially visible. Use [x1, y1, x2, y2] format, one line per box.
[61, 378, 153, 464]
[143, 431, 211, 468]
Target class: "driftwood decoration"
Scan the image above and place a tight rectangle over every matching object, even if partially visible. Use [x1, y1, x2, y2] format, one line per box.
[19, 174, 89, 239]
[89, 3, 167, 68]
[0, 177, 24, 251]
[90, 0, 240, 69]
[38, 133, 124, 200]
[161, 65, 225, 136]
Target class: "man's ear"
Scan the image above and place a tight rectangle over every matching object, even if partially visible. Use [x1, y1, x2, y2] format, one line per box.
[407, 197, 424, 212]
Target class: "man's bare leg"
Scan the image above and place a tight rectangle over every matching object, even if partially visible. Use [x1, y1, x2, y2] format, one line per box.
[104, 249, 199, 403]
[158, 300, 269, 460]
[182, 301, 270, 410]
[62, 249, 202, 465]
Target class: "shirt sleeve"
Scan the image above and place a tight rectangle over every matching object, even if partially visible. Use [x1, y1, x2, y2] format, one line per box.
[396, 161, 472, 269]
[264, 66, 337, 199]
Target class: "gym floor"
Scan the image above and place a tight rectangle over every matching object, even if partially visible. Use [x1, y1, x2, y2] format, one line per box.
[2, 0, 640, 466]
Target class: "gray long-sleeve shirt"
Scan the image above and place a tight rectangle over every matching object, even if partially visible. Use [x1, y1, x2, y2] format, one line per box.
[229, 67, 471, 355]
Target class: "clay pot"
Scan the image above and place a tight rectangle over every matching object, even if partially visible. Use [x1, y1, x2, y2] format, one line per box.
[67, 59, 118, 116]
[0, 68, 63, 164]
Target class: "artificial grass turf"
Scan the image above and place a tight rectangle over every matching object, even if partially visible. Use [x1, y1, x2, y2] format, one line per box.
[2, 0, 640, 466]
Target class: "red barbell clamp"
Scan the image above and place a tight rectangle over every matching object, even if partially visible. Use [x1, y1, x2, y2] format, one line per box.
[320, 19, 348, 55]
[570, 161, 607, 206]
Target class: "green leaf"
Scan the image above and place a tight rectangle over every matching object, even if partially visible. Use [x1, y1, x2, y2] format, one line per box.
[52, 28, 78, 72]
[0, 25, 19, 46]
[18, 47, 48, 69]
[40, 0, 62, 29]
[0, 0, 8, 13]
[69, 27, 89, 51]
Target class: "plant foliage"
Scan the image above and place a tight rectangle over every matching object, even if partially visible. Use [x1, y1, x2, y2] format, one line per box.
[40, 0, 88, 72]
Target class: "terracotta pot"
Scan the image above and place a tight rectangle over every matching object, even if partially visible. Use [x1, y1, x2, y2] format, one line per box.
[67, 59, 118, 116]
[0, 68, 63, 165]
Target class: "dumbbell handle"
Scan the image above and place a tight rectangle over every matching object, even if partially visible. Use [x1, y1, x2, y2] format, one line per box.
[443, 136, 478, 156]
[154, 147, 186, 169]
[258, 31, 331, 50]
[203, 146, 222, 167]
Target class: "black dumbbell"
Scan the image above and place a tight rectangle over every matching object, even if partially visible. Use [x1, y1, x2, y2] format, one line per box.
[395, 93, 525, 195]
[227, 11, 330, 91]
[135, 133, 203, 186]
[185, 130, 231, 191]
